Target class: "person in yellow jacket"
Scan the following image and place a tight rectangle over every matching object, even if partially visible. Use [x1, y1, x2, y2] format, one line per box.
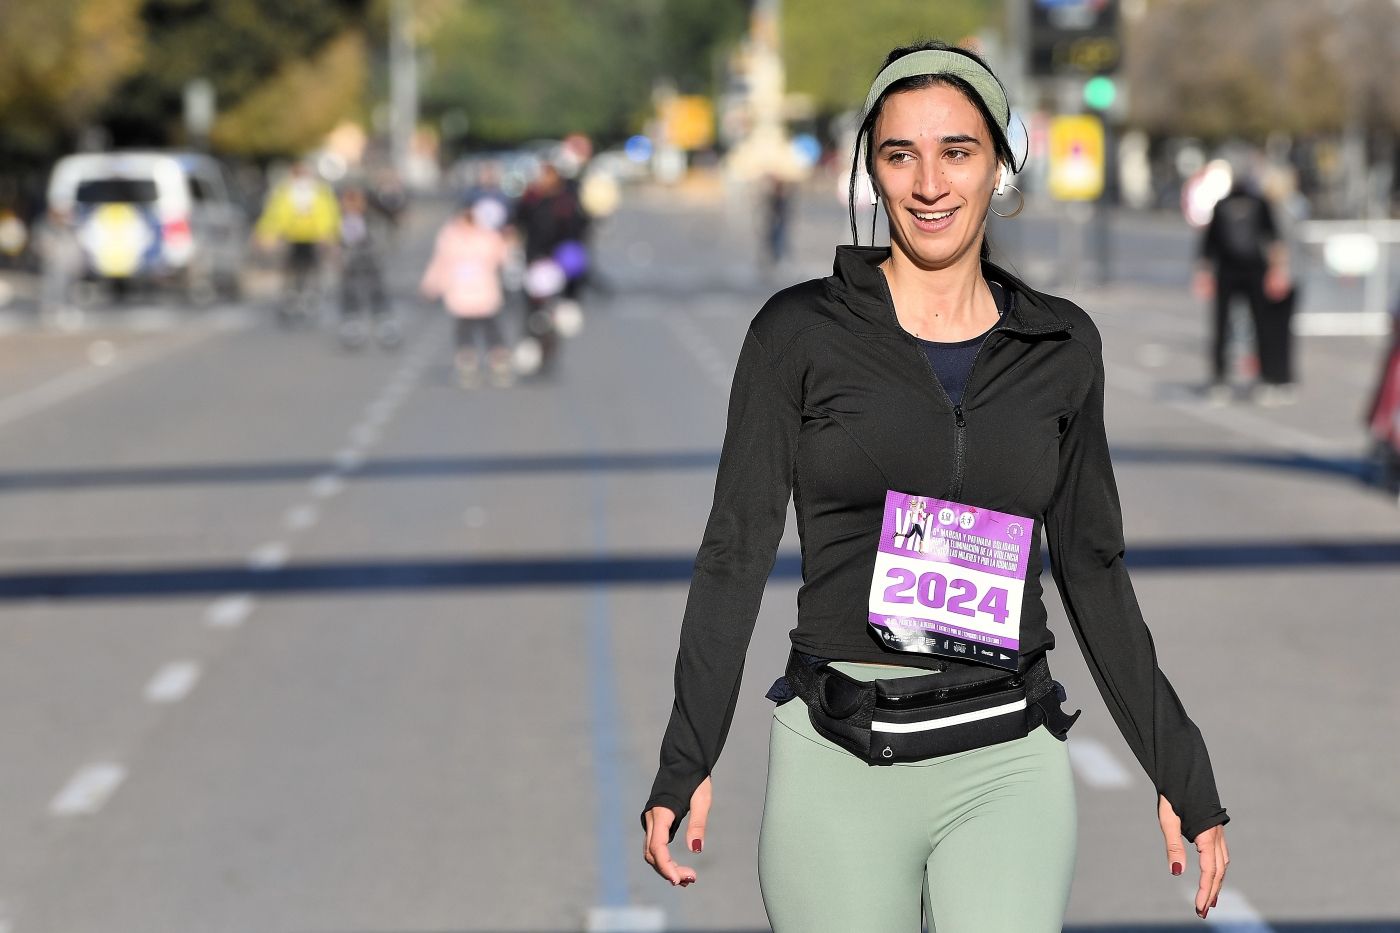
[255, 162, 341, 322]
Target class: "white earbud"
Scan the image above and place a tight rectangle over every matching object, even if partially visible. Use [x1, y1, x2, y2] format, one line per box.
[994, 164, 1009, 196]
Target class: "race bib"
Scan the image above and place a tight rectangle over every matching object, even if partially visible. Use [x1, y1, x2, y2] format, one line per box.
[868, 491, 1031, 671]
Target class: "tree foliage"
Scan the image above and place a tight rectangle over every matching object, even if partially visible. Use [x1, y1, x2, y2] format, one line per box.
[99, 0, 373, 153]
[1126, 0, 1400, 140]
[422, 0, 747, 146]
[781, 0, 996, 115]
[658, 0, 749, 94]
[210, 30, 369, 156]
[0, 0, 146, 158]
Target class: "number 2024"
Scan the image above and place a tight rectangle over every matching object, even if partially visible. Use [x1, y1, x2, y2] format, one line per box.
[882, 568, 1010, 624]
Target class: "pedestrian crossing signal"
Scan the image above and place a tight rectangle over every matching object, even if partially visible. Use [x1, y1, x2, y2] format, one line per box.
[1083, 75, 1117, 111]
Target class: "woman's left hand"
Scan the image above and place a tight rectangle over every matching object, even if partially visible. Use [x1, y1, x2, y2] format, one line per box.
[1157, 794, 1229, 920]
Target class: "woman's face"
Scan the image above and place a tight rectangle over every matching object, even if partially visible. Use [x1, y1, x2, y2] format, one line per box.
[871, 84, 999, 271]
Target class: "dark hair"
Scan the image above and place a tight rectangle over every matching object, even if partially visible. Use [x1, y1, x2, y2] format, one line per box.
[848, 40, 1024, 257]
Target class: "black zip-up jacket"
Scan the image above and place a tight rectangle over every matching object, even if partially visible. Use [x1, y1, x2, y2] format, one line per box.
[645, 246, 1228, 842]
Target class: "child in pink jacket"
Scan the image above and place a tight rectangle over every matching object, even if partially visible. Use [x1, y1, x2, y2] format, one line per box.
[420, 198, 512, 386]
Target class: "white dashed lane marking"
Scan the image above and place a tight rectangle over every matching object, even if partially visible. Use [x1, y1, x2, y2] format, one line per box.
[86, 340, 117, 367]
[127, 308, 181, 332]
[50, 763, 126, 816]
[334, 448, 365, 471]
[1067, 736, 1133, 789]
[585, 906, 665, 933]
[310, 473, 346, 499]
[665, 312, 733, 392]
[365, 398, 395, 424]
[143, 661, 201, 704]
[283, 503, 319, 532]
[204, 594, 254, 628]
[1104, 360, 1354, 456]
[1135, 342, 1170, 368]
[1191, 889, 1275, 931]
[0, 327, 224, 431]
[246, 541, 289, 571]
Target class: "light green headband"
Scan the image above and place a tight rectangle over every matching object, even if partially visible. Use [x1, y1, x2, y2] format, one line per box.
[861, 49, 1010, 135]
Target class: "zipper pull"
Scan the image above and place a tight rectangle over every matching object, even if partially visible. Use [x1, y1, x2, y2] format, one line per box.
[953, 405, 965, 428]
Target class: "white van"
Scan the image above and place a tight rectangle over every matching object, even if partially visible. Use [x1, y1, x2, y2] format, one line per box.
[44, 151, 248, 304]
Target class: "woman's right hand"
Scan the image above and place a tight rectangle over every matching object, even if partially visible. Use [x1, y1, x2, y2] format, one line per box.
[642, 777, 712, 887]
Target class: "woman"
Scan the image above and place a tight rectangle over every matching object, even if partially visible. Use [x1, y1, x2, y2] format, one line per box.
[641, 42, 1229, 931]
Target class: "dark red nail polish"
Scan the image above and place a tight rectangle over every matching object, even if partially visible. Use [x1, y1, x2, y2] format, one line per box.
[691, 839, 702, 853]
[1172, 862, 1183, 876]
[1211, 895, 1218, 908]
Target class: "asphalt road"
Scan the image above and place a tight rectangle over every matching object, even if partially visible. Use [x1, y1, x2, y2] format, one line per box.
[0, 183, 1396, 933]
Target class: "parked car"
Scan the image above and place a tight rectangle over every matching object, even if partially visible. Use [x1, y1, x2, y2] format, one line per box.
[43, 151, 248, 306]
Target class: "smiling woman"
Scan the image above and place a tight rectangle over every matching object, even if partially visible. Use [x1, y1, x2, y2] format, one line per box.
[641, 40, 1231, 932]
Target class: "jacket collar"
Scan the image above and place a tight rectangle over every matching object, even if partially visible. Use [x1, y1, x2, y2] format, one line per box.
[825, 245, 1072, 337]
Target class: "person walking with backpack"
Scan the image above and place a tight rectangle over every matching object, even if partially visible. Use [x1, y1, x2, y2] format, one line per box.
[1194, 175, 1293, 404]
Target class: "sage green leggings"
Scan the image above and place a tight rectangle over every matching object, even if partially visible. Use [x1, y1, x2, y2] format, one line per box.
[758, 662, 1077, 933]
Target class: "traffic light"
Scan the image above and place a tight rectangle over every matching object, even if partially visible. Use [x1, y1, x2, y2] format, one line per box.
[1083, 75, 1117, 111]
[1030, 0, 1121, 77]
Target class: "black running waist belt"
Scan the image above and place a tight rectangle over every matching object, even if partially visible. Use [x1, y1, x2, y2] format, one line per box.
[781, 652, 1080, 765]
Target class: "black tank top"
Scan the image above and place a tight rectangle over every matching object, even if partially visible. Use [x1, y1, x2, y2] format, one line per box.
[914, 281, 1010, 407]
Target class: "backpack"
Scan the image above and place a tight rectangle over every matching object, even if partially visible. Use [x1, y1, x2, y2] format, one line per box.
[1213, 194, 1269, 265]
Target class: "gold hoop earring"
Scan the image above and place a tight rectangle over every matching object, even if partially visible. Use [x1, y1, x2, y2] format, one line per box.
[990, 184, 1024, 219]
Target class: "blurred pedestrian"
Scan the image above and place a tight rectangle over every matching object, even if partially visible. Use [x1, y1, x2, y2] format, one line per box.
[1365, 294, 1400, 488]
[420, 196, 512, 387]
[254, 162, 341, 325]
[641, 40, 1230, 930]
[0, 181, 28, 268]
[336, 185, 397, 350]
[1194, 176, 1293, 404]
[512, 162, 590, 372]
[369, 167, 408, 231]
[514, 163, 589, 275]
[37, 207, 82, 317]
[763, 175, 792, 266]
[466, 160, 512, 234]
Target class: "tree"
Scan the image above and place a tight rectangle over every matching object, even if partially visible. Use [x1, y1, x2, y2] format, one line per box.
[423, 0, 658, 145]
[422, 0, 747, 147]
[0, 0, 146, 160]
[781, 0, 996, 115]
[210, 31, 369, 156]
[1125, 0, 1400, 140]
[99, 0, 374, 154]
[657, 0, 748, 94]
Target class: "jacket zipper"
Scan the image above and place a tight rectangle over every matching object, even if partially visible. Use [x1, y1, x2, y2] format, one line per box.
[873, 269, 1035, 501]
[948, 332, 999, 500]
[903, 327, 1000, 502]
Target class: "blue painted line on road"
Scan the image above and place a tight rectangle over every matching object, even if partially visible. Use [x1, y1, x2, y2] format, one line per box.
[6, 539, 1400, 600]
[586, 570, 632, 908]
[0, 450, 721, 493]
[575, 406, 636, 910]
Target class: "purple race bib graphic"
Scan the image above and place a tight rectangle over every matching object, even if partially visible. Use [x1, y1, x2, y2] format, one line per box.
[868, 491, 1032, 671]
